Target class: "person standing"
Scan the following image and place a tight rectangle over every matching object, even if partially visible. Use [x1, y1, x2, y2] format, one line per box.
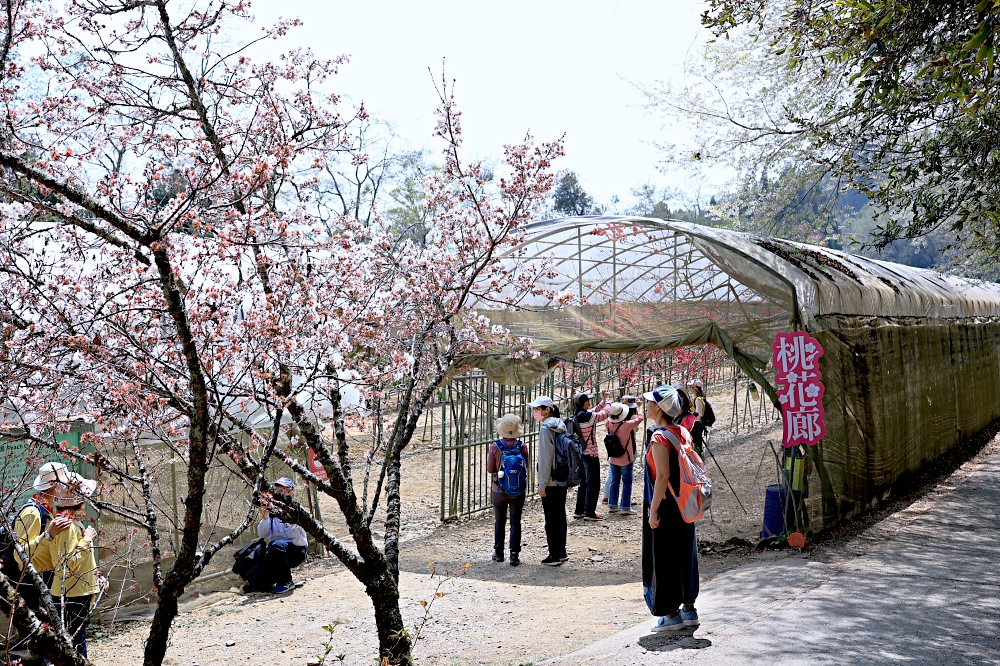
[642, 385, 701, 632]
[3, 462, 74, 662]
[572, 391, 612, 521]
[530, 396, 569, 567]
[689, 379, 717, 433]
[674, 384, 707, 455]
[48, 476, 100, 657]
[487, 414, 529, 567]
[605, 399, 644, 515]
[249, 477, 309, 594]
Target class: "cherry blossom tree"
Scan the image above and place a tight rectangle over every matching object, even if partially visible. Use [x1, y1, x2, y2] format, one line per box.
[0, 1, 562, 665]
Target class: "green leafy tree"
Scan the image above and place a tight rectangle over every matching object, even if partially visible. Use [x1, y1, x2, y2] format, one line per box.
[693, 0, 1000, 254]
[552, 170, 595, 216]
[384, 150, 437, 245]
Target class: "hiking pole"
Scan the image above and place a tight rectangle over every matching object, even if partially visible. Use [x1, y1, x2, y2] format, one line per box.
[702, 431, 749, 515]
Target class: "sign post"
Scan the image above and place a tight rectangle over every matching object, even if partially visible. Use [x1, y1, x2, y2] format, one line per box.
[772, 332, 826, 448]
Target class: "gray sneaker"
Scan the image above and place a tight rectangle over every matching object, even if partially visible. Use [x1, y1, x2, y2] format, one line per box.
[652, 614, 684, 632]
[619, 507, 637, 515]
[680, 607, 700, 626]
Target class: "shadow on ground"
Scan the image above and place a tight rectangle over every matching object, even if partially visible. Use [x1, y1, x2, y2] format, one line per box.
[637, 629, 712, 652]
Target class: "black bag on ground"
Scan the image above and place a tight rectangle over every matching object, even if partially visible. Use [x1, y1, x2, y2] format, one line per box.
[232, 538, 268, 581]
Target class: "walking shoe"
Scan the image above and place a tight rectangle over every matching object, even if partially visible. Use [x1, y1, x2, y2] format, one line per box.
[272, 581, 295, 594]
[541, 556, 564, 566]
[651, 614, 685, 632]
[558, 554, 570, 562]
[573, 513, 585, 519]
[241, 583, 265, 594]
[619, 507, 637, 515]
[492, 550, 505, 563]
[608, 506, 620, 514]
[583, 514, 605, 521]
[680, 607, 700, 627]
[601, 497, 609, 504]
[509, 552, 520, 567]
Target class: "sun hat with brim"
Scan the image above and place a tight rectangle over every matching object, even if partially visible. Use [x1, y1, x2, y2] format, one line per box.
[643, 385, 682, 418]
[275, 477, 296, 489]
[673, 383, 692, 408]
[690, 379, 704, 389]
[528, 396, 554, 409]
[495, 414, 524, 439]
[608, 402, 628, 423]
[54, 475, 97, 507]
[574, 393, 591, 411]
[32, 461, 71, 492]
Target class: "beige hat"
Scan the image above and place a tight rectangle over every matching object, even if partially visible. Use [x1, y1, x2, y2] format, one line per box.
[54, 475, 98, 507]
[495, 414, 523, 439]
[608, 402, 628, 423]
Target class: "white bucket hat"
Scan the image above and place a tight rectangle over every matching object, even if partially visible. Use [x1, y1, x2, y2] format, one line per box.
[32, 461, 71, 492]
[608, 402, 628, 423]
[54, 476, 98, 508]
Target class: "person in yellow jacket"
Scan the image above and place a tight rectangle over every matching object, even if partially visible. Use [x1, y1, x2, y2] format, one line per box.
[5, 463, 74, 624]
[46, 477, 101, 657]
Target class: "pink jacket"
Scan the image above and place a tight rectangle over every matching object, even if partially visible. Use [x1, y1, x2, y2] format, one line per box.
[576, 400, 611, 456]
[605, 409, 644, 465]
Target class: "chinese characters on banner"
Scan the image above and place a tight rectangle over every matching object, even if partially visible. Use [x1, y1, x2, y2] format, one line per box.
[307, 447, 329, 482]
[772, 332, 826, 447]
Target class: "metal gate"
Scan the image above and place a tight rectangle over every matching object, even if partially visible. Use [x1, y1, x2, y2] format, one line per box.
[438, 349, 763, 521]
[439, 373, 555, 520]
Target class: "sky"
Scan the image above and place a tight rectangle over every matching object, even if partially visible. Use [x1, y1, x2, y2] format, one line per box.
[250, 1, 715, 207]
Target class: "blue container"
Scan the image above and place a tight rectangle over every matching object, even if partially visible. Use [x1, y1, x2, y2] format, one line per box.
[760, 483, 787, 539]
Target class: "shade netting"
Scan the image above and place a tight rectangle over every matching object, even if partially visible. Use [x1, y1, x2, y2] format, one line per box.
[462, 217, 1000, 530]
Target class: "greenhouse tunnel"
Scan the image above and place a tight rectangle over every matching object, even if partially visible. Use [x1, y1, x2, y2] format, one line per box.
[462, 216, 1000, 532]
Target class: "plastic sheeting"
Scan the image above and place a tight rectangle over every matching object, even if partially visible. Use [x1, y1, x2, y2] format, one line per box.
[467, 216, 1000, 531]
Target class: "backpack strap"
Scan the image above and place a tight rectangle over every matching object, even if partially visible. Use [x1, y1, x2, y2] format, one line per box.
[654, 426, 683, 451]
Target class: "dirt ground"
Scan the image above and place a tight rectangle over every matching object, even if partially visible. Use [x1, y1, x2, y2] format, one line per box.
[81, 388, 808, 666]
[85, 423, 1000, 666]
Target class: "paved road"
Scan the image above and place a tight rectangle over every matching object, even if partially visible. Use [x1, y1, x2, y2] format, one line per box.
[548, 450, 1000, 665]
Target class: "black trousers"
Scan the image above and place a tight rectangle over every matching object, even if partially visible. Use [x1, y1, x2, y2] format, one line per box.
[642, 498, 699, 616]
[540, 486, 568, 559]
[492, 491, 525, 554]
[52, 594, 93, 657]
[249, 540, 307, 590]
[574, 454, 602, 518]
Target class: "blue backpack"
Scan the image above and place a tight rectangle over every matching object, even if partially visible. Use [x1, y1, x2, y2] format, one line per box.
[0, 502, 49, 576]
[495, 440, 527, 497]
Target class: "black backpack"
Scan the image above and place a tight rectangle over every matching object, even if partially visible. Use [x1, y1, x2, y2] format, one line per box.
[701, 399, 717, 428]
[0, 502, 48, 576]
[232, 537, 268, 581]
[603, 422, 628, 459]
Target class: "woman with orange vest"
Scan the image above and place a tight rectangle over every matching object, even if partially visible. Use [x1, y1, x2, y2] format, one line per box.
[642, 384, 700, 633]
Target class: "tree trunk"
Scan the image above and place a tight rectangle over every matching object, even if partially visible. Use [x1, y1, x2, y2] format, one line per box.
[143, 593, 179, 666]
[368, 572, 413, 665]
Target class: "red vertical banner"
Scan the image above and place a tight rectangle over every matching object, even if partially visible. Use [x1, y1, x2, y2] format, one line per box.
[307, 447, 329, 482]
[772, 332, 826, 448]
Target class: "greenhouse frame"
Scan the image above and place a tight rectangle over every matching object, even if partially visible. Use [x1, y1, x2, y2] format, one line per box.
[455, 216, 1000, 531]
